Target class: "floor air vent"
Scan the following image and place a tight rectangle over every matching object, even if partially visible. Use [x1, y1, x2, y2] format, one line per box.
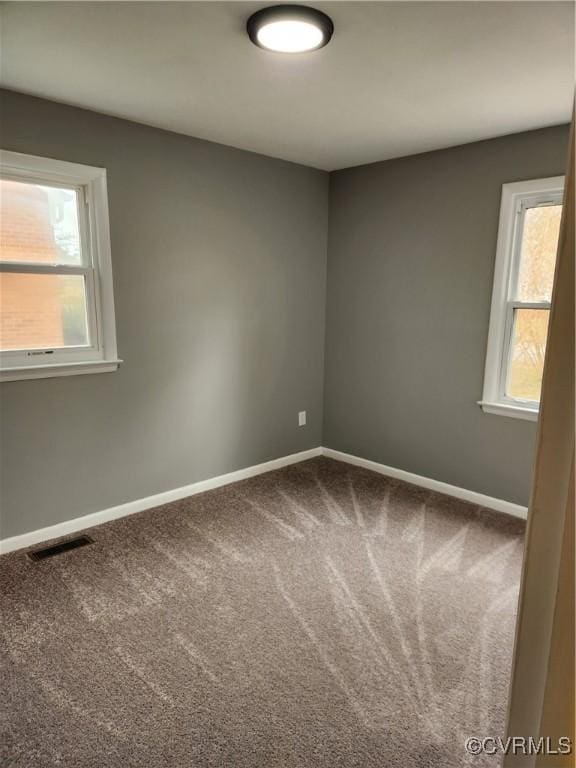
[28, 535, 94, 561]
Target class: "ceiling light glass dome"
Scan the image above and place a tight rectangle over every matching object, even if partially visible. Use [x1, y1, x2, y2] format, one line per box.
[247, 5, 334, 53]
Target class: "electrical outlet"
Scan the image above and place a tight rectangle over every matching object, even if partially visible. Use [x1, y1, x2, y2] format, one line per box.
[298, 411, 307, 427]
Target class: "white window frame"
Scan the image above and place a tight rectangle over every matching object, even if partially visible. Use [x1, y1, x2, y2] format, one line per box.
[479, 175, 564, 421]
[0, 150, 121, 382]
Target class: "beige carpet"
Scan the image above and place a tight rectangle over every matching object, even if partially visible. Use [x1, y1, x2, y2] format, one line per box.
[0, 457, 525, 767]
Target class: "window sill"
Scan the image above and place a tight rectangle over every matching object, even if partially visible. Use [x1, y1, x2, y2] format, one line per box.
[478, 400, 539, 422]
[0, 359, 122, 383]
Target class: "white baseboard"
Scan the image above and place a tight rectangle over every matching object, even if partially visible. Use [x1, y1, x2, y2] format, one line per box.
[0, 444, 527, 556]
[322, 448, 528, 520]
[0, 447, 322, 555]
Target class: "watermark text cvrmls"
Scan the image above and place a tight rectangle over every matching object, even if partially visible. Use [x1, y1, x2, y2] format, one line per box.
[465, 736, 572, 756]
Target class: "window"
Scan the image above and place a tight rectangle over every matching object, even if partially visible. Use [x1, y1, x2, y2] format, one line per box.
[480, 176, 564, 420]
[0, 151, 120, 381]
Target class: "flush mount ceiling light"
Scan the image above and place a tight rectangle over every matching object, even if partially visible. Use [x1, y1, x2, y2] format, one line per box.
[247, 5, 334, 53]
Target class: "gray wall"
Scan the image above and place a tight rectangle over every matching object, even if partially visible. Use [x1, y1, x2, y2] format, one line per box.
[0, 90, 569, 540]
[0, 90, 329, 538]
[324, 125, 570, 506]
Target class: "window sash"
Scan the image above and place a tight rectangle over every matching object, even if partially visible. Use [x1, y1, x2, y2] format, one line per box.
[499, 302, 550, 406]
[0, 263, 101, 363]
[0, 150, 119, 380]
[499, 191, 561, 406]
[0, 174, 90, 268]
[0, 175, 94, 358]
[508, 196, 563, 303]
[479, 175, 564, 420]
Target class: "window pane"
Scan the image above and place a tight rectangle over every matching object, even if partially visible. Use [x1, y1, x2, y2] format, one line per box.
[506, 308, 549, 401]
[516, 204, 562, 302]
[0, 273, 89, 350]
[0, 179, 82, 265]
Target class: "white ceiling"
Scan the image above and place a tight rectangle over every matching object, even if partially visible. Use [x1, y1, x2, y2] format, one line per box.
[1, 2, 574, 170]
